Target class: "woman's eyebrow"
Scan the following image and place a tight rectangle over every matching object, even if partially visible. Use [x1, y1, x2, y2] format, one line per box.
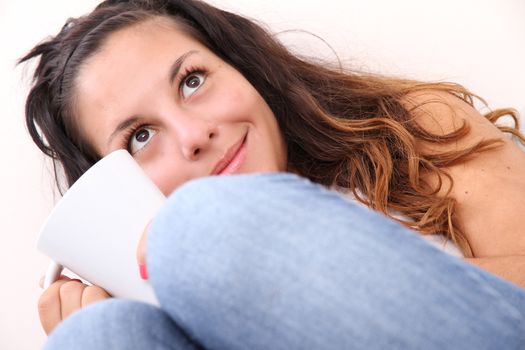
[169, 49, 198, 84]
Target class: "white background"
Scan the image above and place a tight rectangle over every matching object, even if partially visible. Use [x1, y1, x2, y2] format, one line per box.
[1, 0, 524, 348]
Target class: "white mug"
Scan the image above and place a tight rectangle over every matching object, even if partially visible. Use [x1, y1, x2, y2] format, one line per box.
[37, 150, 166, 305]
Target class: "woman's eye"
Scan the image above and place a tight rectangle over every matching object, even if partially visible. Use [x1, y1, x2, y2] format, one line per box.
[129, 126, 156, 154]
[181, 72, 205, 98]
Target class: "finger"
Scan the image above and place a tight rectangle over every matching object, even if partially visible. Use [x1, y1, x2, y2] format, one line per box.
[39, 275, 81, 289]
[38, 279, 72, 335]
[81, 285, 111, 307]
[136, 222, 151, 266]
[59, 280, 87, 320]
[137, 222, 151, 280]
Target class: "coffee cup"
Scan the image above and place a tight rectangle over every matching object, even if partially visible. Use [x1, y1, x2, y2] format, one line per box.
[37, 150, 165, 305]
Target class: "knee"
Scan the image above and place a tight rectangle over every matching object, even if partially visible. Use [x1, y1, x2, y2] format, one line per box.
[44, 299, 192, 350]
[146, 173, 300, 265]
[146, 173, 310, 315]
[158, 172, 307, 218]
[144, 173, 359, 314]
[146, 172, 385, 268]
[148, 172, 336, 245]
[146, 172, 319, 268]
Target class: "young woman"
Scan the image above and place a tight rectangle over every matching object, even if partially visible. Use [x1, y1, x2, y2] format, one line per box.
[21, 0, 525, 348]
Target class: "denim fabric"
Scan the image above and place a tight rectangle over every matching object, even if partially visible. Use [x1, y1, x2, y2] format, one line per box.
[45, 173, 525, 349]
[44, 299, 200, 349]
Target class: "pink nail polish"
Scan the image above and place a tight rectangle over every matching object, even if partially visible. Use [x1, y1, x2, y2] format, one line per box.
[139, 264, 149, 280]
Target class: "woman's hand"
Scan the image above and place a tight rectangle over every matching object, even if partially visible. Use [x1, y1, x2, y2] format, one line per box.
[38, 275, 110, 335]
[136, 224, 150, 280]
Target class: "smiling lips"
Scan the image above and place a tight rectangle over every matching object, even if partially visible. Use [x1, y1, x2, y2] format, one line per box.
[211, 134, 248, 175]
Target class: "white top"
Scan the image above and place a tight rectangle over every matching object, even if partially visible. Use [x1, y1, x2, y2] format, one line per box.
[420, 234, 463, 258]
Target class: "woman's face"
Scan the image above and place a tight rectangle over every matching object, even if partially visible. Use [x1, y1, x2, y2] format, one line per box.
[74, 17, 287, 195]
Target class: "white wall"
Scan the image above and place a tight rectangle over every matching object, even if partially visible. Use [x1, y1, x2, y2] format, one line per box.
[1, 0, 523, 348]
[1, 2, 102, 348]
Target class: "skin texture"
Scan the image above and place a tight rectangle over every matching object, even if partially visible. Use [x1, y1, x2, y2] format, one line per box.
[39, 17, 525, 336]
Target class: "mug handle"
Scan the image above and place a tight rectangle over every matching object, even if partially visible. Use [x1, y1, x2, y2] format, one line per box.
[43, 261, 64, 289]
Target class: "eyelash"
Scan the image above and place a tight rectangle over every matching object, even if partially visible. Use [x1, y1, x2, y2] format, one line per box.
[121, 121, 148, 153]
[176, 65, 207, 98]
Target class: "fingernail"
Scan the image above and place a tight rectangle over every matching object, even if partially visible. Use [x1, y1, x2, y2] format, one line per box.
[139, 264, 148, 280]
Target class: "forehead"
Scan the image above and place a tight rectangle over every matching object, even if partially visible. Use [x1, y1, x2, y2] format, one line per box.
[78, 16, 201, 79]
[74, 15, 212, 98]
[74, 16, 204, 104]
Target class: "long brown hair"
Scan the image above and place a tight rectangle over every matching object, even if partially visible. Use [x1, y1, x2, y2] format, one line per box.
[19, 0, 523, 257]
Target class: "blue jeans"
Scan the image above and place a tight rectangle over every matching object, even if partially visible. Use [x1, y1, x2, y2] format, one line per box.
[45, 173, 525, 349]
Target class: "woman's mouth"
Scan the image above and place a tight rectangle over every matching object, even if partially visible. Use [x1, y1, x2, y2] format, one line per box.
[211, 133, 248, 175]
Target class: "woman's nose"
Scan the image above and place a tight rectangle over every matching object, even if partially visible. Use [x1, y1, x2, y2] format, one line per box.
[177, 119, 217, 161]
